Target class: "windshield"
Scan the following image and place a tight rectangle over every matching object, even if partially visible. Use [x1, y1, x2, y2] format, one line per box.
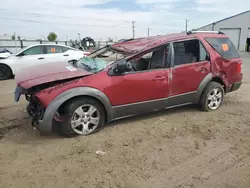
[75, 56, 107, 73]
[76, 45, 128, 73]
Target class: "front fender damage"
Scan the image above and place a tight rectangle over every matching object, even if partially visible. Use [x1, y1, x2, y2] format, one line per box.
[35, 87, 113, 134]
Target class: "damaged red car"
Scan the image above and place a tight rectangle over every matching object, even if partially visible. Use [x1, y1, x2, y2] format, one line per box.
[14, 31, 243, 137]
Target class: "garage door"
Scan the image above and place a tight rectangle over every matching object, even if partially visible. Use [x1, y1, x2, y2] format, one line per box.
[219, 28, 240, 50]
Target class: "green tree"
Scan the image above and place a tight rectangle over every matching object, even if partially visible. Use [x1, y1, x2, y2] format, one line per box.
[47, 32, 57, 41]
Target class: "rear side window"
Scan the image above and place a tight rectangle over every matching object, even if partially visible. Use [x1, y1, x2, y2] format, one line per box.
[205, 38, 239, 59]
[173, 39, 208, 66]
[45, 46, 63, 54]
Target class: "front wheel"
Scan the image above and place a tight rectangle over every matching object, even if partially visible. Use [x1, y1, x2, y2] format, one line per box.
[60, 97, 106, 137]
[0, 64, 12, 80]
[200, 81, 224, 111]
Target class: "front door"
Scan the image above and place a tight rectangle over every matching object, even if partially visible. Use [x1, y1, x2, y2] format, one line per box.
[15, 45, 47, 71]
[108, 45, 171, 118]
[168, 39, 210, 106]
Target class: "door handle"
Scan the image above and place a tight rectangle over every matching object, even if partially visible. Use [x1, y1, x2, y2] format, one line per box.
[38, 57, 44, 60]
[153, 76, 165, 81]
[63, 54, 69, 56]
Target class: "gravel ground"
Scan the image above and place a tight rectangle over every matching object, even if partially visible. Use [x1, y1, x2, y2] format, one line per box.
[0, 53, 250, 188]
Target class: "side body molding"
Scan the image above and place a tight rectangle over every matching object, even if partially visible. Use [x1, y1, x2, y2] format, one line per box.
[194, 73, 212, 103]
[37, 87, 113, 133]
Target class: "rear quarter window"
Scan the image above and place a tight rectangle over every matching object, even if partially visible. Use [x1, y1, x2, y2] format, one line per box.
[205, 37, 240, 59]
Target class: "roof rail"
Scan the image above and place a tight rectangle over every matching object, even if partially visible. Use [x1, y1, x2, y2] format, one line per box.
[187, 30, 224, 35]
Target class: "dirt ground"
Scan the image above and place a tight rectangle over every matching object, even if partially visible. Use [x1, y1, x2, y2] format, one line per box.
[0, 53, 250, 188]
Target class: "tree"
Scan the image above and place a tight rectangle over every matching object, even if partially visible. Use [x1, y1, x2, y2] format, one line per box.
[17, 36, 21, 40]
[47, 32, 57, 41]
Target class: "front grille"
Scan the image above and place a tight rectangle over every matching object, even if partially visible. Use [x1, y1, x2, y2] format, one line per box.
[26, 96, 45, 126]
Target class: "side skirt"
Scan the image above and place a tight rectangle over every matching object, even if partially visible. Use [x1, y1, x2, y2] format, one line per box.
[111, 91, 196, 121]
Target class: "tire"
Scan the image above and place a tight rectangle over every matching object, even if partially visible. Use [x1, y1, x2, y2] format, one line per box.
[59, 97, 106, 137]
[200, 81, 224, 111]
[0, 64, 12, 80]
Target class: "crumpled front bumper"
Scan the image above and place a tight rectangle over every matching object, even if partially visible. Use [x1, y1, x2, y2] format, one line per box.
[36, 104, 57, 134]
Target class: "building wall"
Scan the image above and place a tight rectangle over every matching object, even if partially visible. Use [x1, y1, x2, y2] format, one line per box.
[198, 11, 250, 51]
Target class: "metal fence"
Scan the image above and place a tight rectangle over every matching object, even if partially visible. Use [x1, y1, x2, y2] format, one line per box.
[0, 39, 115, 54]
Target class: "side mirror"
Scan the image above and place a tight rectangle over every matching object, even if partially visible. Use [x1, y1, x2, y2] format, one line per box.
[68, 59, 78, 66]
[114, 60, 132, 74]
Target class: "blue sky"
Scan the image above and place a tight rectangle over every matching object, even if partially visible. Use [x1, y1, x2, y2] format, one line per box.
[0, 0, 249, 40]
[84, 0, 196, 12]
[84, 0, 145, 11]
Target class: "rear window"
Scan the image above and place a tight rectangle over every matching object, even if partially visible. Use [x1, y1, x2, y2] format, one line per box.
[205, 37, 240, 59]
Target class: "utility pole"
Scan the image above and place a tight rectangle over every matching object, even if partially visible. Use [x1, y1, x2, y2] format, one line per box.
[148, 28, 150, 37]
[185, 19, 189, 33]
[78, 33, 81, 42]
[14, 32, 17, 53]
[132, 21, 135, 39]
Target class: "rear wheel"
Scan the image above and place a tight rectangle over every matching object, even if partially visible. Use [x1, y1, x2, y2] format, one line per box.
[0, 64, 12, 80]
[200, 81, 224, 111]
[60, 97, 106, 137]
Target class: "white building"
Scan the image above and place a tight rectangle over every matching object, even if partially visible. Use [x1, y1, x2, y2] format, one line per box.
[196, 10, 250, 52]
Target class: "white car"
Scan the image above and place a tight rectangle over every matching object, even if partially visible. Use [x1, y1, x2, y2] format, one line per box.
[0, 44, 86, 80]
[0, 50, 11, 59]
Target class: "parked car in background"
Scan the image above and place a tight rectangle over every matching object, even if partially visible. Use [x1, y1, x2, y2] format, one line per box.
[0, 44, 86, 80]
[14, 31, 242, 137]
[0, 49, 12, 59]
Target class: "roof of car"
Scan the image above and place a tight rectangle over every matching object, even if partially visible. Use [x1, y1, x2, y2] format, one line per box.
[27, 43, 71, 48]
[111, 32, 227, 54]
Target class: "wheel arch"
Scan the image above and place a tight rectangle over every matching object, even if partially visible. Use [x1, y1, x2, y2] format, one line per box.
[195, 73, 227, 104]
[37, 87, 113, 134]
[211, 76, 226, 91]
[195, 73, 212, 103]
[58, 95, 108, 122]
[0, 63, 14, 76]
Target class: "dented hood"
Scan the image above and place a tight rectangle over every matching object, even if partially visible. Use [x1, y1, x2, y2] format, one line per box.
[15, 61, 93, 89]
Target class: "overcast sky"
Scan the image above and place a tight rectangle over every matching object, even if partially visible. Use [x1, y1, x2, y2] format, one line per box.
[1, 0, 249, 41]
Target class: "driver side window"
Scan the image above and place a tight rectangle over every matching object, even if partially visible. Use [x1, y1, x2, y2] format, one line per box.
[130, 45, 169, 72]
[23, 46, 45, 56]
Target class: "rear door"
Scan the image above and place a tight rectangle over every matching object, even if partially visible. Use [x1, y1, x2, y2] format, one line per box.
[44, 45, 66, 63]
[44, 45, 84, 63]
[168, 39, 211, 106]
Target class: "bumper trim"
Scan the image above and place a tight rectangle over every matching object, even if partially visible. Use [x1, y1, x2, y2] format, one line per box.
[37, 104, 57, 134]
[230, 81, 242, 92]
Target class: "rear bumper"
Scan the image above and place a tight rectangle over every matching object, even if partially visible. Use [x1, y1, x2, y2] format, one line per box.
[230, 81, 242, 92]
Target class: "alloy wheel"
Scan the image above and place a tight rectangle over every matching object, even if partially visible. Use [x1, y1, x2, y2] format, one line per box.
[207, 88, 223, 110]
[70, 104, 100, 135]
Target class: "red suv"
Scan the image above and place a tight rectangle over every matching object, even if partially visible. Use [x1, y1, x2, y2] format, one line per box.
[14, 31, 243, 137]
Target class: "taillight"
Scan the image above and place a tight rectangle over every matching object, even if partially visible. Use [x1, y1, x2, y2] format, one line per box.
[83, 52, 90, 56]
[237, 60, 242, 73]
